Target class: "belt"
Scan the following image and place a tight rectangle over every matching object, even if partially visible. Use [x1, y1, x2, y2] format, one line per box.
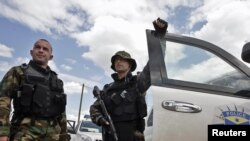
[20, 117, 57, 127]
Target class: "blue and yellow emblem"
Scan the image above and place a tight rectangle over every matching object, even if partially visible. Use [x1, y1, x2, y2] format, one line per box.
[217, 105, 250, 125]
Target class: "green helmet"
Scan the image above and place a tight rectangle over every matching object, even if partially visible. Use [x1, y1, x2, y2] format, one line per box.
[111, 50, 137, 72]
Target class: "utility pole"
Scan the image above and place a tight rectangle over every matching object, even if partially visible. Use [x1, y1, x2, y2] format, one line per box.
[78, 83, 84, 125]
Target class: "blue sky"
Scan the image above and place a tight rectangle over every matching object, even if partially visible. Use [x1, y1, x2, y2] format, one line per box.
[1, 0, 250, 120]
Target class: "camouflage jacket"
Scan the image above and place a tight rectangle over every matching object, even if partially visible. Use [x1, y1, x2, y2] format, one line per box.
[0, 62, 68, 139]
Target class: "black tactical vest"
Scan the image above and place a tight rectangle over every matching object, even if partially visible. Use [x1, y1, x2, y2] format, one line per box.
[102, 75, 147, 122]
[13, 63, 66, 119]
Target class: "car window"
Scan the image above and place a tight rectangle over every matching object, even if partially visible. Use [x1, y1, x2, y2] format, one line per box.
[80, 121, 102, 133]
[163, 41, 250, 91]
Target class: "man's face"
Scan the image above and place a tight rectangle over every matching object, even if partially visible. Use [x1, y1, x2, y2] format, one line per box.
[114, 56, 131, 73]
[30, 40, 52, 66]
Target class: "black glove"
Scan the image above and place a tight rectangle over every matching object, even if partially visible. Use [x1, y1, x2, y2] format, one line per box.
[99, 117, 113, 134]
[134, 130, 145, 141]
[153, 17, 168, 34]
[98, 117, 109, 126]
[137, 118, 145, 133]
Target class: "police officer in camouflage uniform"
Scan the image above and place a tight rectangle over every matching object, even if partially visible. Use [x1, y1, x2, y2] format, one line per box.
[90, 18, 168, 141]
[0, 39, 70, 141]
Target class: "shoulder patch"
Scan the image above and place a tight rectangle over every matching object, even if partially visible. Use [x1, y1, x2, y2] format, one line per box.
[14, 65, 25, 76]
[20, 63, 28, 69]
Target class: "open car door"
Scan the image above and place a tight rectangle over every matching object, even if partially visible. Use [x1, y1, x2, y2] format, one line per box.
[145, 30, 250, 141]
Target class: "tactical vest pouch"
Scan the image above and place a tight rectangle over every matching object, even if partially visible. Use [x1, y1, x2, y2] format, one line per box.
[113, 103, 137, 116]
[47, 91, 66, 117]
[50, 78, 63, 91]
[54, 92, 66, 113]
[20, 83, 34, 107]
[110, 93, 122, 105]
[124, 90, 137, 114]
[54, 92, 66, 106]
[114, 106, 123, 116]
[33, 84, 49, 108]
[125, 92, 137, 102]
[112, 90, 137, 116]
[124, 104, 136, 114]
[33, 84, 66, 118]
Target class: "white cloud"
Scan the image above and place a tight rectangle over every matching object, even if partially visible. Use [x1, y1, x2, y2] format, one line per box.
[0, 0, 85, 35]
[189, 0, 250, 60]
[64, 81, 84, 95]
[0, 61, 10, 72]
[48, 60, 59, 72]
[59, 73, 102, 94]
[66, 113, 78, 121]
[91, 75, 103, 82]
[0, 43, 14, 58]
[72, 16, 153, 75]
[66, 109, 90, 121]
[16, 57, 30, 65]
[0, 57, 29, 72]
[0, 0, 170, 75]
[65, 58, 76, 64]
[0, 57, 29, 80]
[60, 64, 72, 71]
[164, 42, 186, 65]
[74, 0, 168, 21]
[47, 61, 101, 95]
[69, 0, 171, 74]
[161, 0, 203, 9]
[83, 64, 90, 70]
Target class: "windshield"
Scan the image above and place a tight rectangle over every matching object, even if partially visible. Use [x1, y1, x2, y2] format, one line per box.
[79, 121, 102, 133]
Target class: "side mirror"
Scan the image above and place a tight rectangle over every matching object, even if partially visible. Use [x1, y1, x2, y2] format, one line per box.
[241, 42, 250, 63]
[67, 126, 76, 134]
[67, 120, 76, 134]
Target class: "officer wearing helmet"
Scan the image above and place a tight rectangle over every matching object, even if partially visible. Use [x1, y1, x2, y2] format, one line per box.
[90, 18, 168, 141]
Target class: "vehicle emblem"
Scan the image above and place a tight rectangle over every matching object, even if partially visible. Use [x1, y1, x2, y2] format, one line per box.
[216, 105, 250, 125]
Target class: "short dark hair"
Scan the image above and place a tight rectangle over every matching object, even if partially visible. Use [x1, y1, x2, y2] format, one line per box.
[34, 39, 53, 52]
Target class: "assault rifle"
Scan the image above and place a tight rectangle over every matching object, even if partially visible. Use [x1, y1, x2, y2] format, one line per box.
[93, 86, 118, 141]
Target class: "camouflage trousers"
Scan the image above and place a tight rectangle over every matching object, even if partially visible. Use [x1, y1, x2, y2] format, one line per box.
[12, 118, 63, 141]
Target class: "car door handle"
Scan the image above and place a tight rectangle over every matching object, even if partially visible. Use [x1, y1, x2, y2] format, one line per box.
[162, 100, 202, 113]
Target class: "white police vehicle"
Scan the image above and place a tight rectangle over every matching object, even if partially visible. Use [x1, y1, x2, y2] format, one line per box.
[144, 30, 250, 141]
[68, 115, 102, 141]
